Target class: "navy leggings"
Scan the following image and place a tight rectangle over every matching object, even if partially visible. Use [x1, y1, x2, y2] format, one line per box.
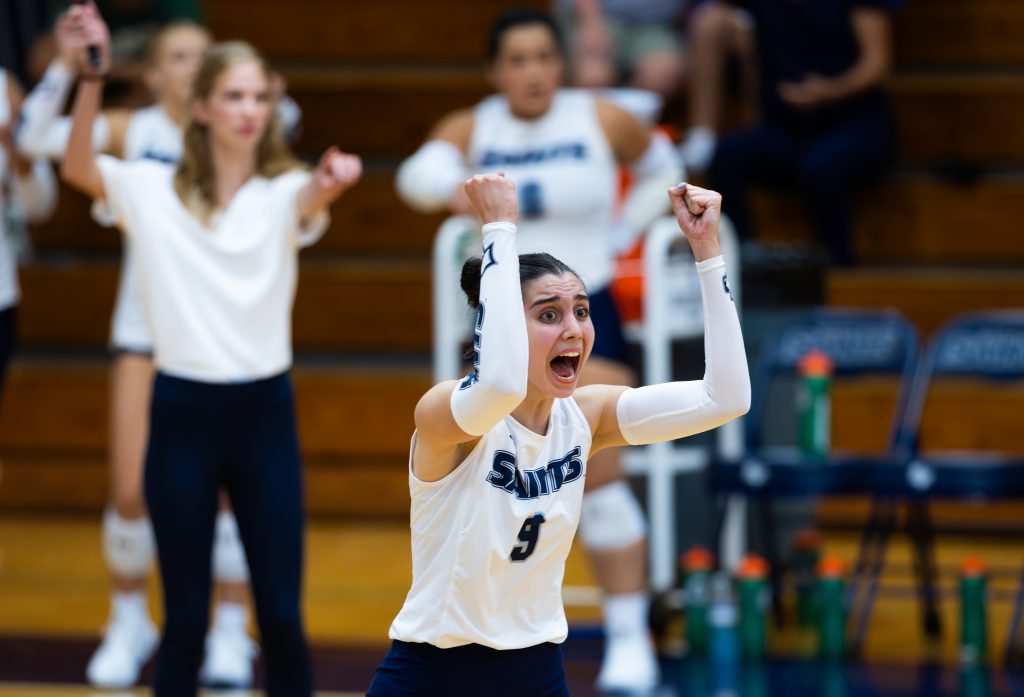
[144, 371, 312, 696]
[367, 640, 571, 697]
[0, 306, 16, 396]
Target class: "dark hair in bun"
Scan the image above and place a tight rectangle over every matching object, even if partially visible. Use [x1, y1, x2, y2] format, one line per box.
[460, 252, 580, 308]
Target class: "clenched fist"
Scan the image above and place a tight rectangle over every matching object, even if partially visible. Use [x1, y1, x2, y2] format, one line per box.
[668, 183, 722, 263]
[463, 172, 518, 225]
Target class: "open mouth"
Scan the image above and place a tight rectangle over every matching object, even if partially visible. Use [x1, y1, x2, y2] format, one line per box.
[550, 351, 581, 383]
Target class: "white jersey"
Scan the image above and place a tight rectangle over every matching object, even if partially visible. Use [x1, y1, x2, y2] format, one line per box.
[468, 90, 620, 291]
[389, 397, 592, 650]
[0, 70, 18, 312]
[107, 105, 184, 352]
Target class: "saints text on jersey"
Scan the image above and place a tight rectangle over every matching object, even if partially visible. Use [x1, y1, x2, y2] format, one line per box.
[486, 445, 584, 500]
[480, 142, 588, 167]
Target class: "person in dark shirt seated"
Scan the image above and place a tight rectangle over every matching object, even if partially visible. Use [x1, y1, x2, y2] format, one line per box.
[709, 0, 901, 267]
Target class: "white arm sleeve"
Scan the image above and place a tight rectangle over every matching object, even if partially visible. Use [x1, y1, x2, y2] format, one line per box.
[395, 140, 468, 213]
[615, 256, 750, 445]
[16, 61, 110, 160]
[11, 158, 58, 223]
[618, 131, 685, 238]
[449, 221, 529, 436]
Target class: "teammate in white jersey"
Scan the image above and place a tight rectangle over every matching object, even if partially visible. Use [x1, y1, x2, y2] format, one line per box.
[0, 69, 57, 397]
[16, 13, 297, 688]
[62, 10, 360, 694]
[369, 173, 747, 696]
[395, 8, 683, 691]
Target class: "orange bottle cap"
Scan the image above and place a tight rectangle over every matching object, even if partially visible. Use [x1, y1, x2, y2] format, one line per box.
[798, 349, 834, 377]
[961, 555, 986, 577]
[794, 528, 823, 551]
[738, 554, 769, 579]
[817, 555, 846, 578]
[682, 546, 714, 572]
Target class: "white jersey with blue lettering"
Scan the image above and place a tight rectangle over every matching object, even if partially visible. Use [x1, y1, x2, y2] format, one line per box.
[0, 69, 18, 312]
[106, 105, 185, 352]
[389, 396, 592, 650]
[468, 89, 620, 291]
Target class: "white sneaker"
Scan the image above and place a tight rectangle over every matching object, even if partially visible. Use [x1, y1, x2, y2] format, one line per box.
[86, 612, 159, 688]
[200, 625, 258, 688]
[596, 632, 660, 694]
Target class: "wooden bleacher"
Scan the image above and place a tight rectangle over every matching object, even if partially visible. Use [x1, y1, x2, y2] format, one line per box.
[3, 0, 1022, 519]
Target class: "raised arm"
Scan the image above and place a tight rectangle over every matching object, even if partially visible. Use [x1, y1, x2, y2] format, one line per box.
[59, 2, 111, 200]
[777, 6, 893, 109]
[3, 76, 57, 222]
[16, 9, 117, 160]
[412, 173, 528, 481]
[597, 99, 685, 242]
[295, 146, 362, 224]
[581, 183, 750, 452]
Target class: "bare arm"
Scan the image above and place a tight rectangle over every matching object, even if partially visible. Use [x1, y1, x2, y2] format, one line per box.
[59, 2, 111, 199]
[596, 99, 684, 240]
[62, 80, 107, 199]
[595, 99, 652, 166]
[295, 146, 362, 223]
[778, 7, 893, 108]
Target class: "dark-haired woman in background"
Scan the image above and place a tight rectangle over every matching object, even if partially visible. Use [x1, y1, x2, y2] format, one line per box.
[369, 173, 747, 696]
[395, 9, 682, 690]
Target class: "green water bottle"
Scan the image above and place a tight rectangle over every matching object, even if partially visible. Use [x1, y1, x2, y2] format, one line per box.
[793, 528, 823, 628]
[960, 555, 988, 665]
[817, 555, 847, 659]
[798, 349, 833, 457]
[682, 546, 714, 655]
[737, 555, 770, 659]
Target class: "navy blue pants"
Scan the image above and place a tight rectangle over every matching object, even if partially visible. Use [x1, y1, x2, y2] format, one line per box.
[0, 306, 16, 396]
[710, 103, 896, 266]
[367, 640, 571, 697]
[144, 371, 312, 696]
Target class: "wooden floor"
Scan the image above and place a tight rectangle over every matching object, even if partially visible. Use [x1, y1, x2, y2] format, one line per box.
[0, 516, 601, 643]
[1, 513, 1022, 665]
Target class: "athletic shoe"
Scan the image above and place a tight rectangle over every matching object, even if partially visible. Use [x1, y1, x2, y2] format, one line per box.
[85, 611, 159, 688]
[200, 624, 258, 688]
[596, 631, 660, 694]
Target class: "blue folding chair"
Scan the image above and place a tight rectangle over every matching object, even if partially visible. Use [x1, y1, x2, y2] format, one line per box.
[711, 307, 919, 495]
[875, 311, 1024, 664]
[710, 308, 920, 630]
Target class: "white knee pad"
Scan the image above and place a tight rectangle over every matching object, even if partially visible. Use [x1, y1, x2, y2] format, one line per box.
[578, 481, 648, 551]
[103, 509, 154, 579]
[212, 511, 250, 583]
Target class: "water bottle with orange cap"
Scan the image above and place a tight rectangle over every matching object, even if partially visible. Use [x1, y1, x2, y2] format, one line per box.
[797, 349, 834, 457]
[682, 545, 714, 655]
[737, 554, 770, 659]
[960, 555, 988, 665]
[793, 528, 823, 628]
[817, 554, 847, 659]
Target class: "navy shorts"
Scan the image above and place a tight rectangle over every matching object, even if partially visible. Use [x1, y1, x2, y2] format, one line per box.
[588, 286, 631, 366]
[366, 640, 571, 697]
